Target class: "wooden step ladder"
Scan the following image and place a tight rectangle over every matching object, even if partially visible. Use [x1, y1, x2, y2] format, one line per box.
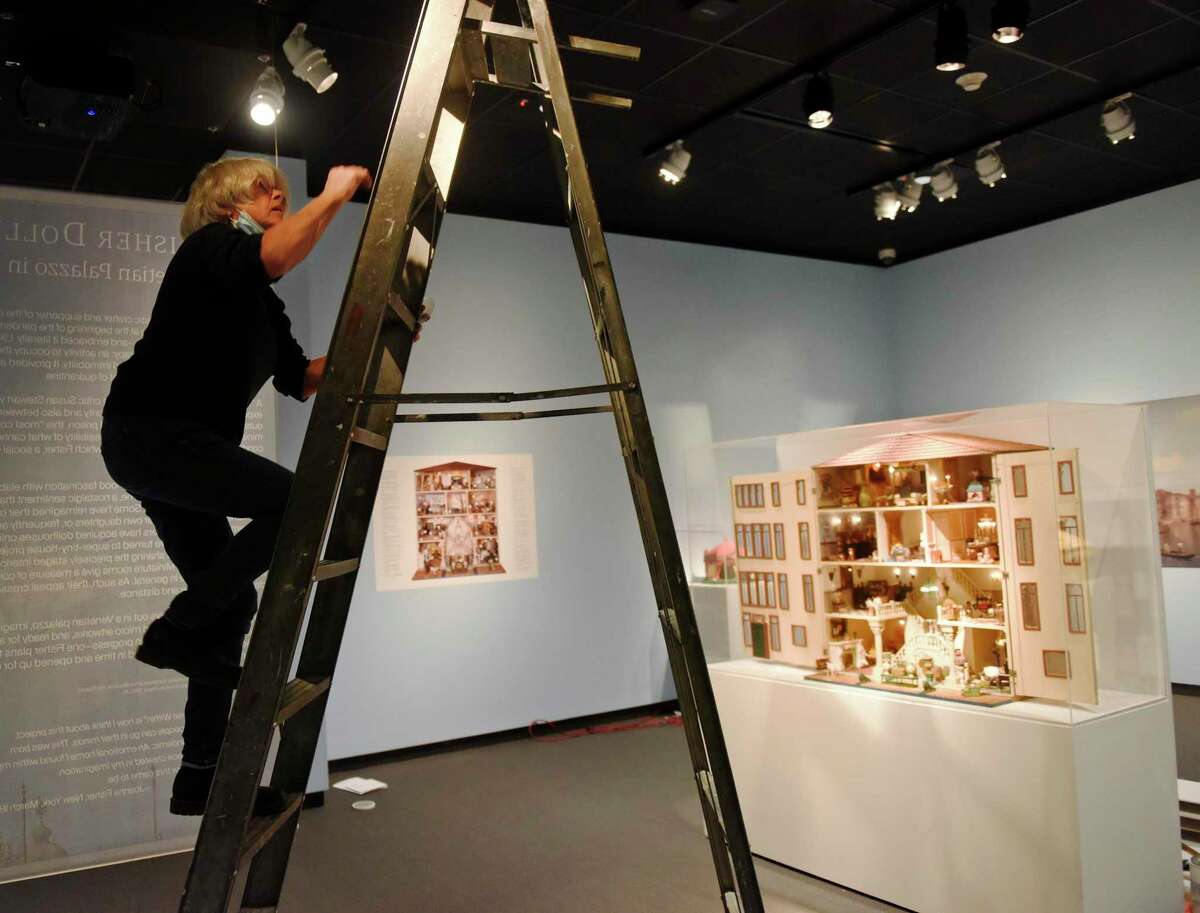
[178, 2, 763, 911]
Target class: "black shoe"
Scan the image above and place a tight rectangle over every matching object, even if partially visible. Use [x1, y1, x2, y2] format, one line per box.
[135, 618, 241, 689]
[169, 765, 291, 817]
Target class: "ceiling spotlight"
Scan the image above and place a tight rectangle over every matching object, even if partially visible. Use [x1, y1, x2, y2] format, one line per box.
[935, 3, 969, 72]
[804, 72, 834, 130]
[248, 66, 284, 126]
[930, 161, 959, 201]
[975, 143, 1006, 187]
[874, 183, 901, 221]
[282, 22, 338, 94]
[658, 140, 691, 185]
[898, 177, 924, 212]
[1101, 94, 1136, 144]
[991, 0, 1029, 44]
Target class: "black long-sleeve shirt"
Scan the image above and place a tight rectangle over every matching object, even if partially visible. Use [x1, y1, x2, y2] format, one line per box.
[104, 221, 309, 444]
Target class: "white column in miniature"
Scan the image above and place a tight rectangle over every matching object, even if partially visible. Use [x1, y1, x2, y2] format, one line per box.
[868, 617, 884, 682]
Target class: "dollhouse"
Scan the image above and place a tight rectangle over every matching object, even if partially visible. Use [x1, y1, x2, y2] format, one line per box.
[729, 432, 1097, 704]
[413, 461, 504, 580]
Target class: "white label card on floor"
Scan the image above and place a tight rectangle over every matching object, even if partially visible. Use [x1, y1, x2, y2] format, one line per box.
[373, 453, 538, 591]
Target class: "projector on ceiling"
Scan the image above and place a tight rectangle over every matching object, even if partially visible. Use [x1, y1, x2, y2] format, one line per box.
[18, 53, 138, 141]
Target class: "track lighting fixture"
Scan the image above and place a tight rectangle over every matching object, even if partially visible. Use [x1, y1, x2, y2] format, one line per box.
[935, 3, 969, 72]
[929, 162, 959, 202]
[898, 177, 924, 212]
[990, 0, 1029, 44]
[1101, 94, 1136, 144]
[658, 140, 691, 185]
[804, 72, 834, 130]
[975, 143, 1006, 187]
[874, 183, 901, 221]
[282, 22, 338, 94]
[248, 66, 284, 126]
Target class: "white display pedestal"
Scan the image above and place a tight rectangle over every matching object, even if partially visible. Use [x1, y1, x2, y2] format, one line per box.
[710, 659, 1181, 913]
[690, 582, 740, 662]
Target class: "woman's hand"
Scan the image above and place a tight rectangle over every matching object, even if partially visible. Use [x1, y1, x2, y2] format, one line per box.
[303, 356, 327, 399]
[322, 166, 373, 204]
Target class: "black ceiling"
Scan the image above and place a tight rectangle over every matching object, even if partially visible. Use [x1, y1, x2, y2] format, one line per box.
[2, 0, 1200, 265]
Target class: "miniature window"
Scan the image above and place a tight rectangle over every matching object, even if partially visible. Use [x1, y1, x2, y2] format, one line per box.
[791, 625, 807, 647]
[735, 485, 744, 508]
[1043, 650, 1069, 679]
[778, 573, 789, 610]
[735, 525, 747, 558]
[1059, 516, 1081, 566]
[1012, 465, 1028, 498]
[796, 479, 806, 506]
[774, 523, 786, 559]
[1057, 460, 1075, 496]
[769, 616, 781, 652]
[742, 613, 752, 646]
[752, 484, 764, 507]
[757, 573, 768, 607]
[802, 574, 815, 613]
[798, 522, 812, 561]
[761, 524, 773, 558]
[1014, 518, 1034, 565]
[1020, 582, 1040, 630]
[771, 481, 781, 507]
[765, 574, 776, 608]
[1066, 583, 1086, 633]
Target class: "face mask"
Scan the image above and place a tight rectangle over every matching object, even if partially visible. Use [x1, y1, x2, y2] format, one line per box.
[232, 210, 266, 236]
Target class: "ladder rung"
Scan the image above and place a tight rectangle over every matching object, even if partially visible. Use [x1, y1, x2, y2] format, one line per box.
[241, 794, 303, 862]
[361, 381, 635, 405]
[466, 19, 641, 61]
[277, 677, 332, 725]
[396, 405, 613, 423]
[313, 558, 359, 582]
[350, 426, 389, 451]
[572, 91, 633, 110]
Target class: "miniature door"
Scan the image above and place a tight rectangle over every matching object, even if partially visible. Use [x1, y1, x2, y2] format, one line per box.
[994, 449, 1098, 704]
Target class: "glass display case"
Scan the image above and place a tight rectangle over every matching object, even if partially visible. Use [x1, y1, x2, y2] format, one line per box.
[688, 403, 1178, 913]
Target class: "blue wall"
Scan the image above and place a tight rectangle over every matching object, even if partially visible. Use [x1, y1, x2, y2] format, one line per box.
[292, 207, 892, 759]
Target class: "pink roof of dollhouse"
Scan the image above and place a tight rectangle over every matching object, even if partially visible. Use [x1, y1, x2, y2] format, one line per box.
[815, 432, 1045, 467]
[416, 461, 496, 473]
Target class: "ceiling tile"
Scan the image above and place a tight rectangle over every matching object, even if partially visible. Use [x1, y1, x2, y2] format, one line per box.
[892, 110, 1004, 152]
[1015, 0, 1177, 66]
[1140, 66, 1200, 107]
[723, 0, 898, 64]
[641, 46, 791, 106]
[968, 70, 1098, 124]
[1069, 20, 1200, 89]
[836, 90, 946, 141]
[829, 18, 938, 87]
[893, 39, 1055, 112]
[619, 0, 792, 44]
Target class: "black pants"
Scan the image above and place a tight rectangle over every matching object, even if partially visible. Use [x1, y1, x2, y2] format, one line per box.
[100, 415, 293, 766]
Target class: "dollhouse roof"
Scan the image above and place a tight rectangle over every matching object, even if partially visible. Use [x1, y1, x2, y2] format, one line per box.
[815, 432, 1044, 467]
[416, 461, 496, 473]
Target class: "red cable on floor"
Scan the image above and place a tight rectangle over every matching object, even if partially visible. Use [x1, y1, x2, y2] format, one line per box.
[528, 712, 682, 743]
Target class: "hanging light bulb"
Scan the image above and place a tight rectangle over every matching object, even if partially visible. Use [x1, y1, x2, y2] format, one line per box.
[898, 177, 924, 213]
[935, 3, 969, 72]
[991, 0, 1029, 44]
[804, 72, 834, 129]
[248, 65, 284, 126]
[975, 143, 1007, 187]
[874, 183, 901, 221]
[282, 22, 338, 94]
[658, 140, 691, 185]
[1101, 94, 1136, 144]
[929, 161, 959, 202]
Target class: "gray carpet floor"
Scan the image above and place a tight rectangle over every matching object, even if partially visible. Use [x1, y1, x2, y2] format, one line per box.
[0, 722, 905, 913]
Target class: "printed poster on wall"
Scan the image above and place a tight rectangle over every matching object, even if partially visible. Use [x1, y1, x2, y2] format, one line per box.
[0, 187, 275, 882]
[373, 454, 538, 590]
[1145, 394, 1200, 569]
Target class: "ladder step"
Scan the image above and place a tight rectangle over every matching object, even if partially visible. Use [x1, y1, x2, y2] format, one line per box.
[276, 677, 332, 725]
[361, 381, 635, 405]
[241, 794, 304, 862]
[313, 558, 359, 582]
[396, 405, 613, 423]
[350, 426, 389, 451]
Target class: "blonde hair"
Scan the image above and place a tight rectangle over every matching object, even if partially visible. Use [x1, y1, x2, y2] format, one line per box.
[180, 157, 289, 238]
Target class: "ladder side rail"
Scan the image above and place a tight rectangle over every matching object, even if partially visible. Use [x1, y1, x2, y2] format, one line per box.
[519, 3, 764, 910]
[238, 13, 482, 908]
[178, 3, 475, 912]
